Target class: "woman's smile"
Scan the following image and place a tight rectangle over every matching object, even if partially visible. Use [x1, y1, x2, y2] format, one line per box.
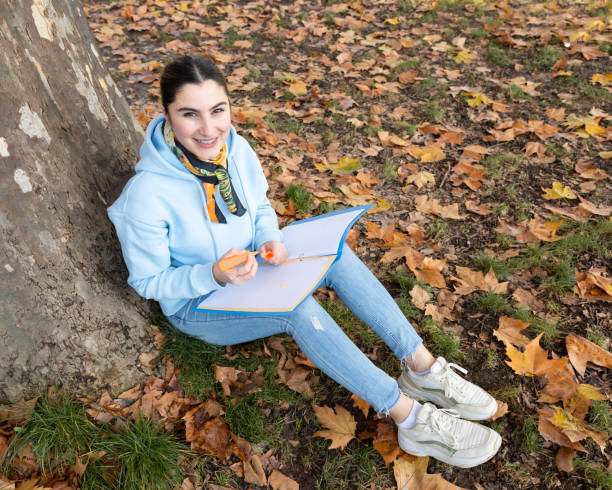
[166, 80, 231, 161]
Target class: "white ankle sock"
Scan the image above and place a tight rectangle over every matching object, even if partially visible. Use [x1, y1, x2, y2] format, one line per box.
[397, 400, 422, 429]
[415, 368, 431, 376]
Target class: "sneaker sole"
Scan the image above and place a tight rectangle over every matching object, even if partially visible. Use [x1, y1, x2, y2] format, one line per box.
[398, 375, 498, 421]
[398, 429, 502, 469]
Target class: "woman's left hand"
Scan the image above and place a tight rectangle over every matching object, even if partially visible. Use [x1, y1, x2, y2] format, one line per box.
[259, 241, 288, 266]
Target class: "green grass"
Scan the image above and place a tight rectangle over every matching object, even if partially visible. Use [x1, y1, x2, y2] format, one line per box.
[1, 391, 189, 490]
[415, 101, 446, 122]
[429, 219, 450, 242]
[484, 44, 512, 66]
[484, 152, 524, 180]
[307, 439, 393, 489]
[528, 47, 563, 71]
[588, 401, 611, 435]
[103, 416, 189, 490]
[479, 346, 499, 368]
[470, 251, 512, 279]
[1, 392, 100, 477]
[225, 396, 281, 444]
[285, 182, 313, 214]
[585, 327, 608, 347]
[382, 160, 399, 181]
[420, 319, 464, 362]
[504, 84, 529, 101]
[573, 458, 612, 490]
[493, 384, 521, 406]
[515, 416, 541, 453]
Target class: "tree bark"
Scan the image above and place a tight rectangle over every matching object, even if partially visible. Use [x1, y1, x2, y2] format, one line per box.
[0, 0, 154, 402]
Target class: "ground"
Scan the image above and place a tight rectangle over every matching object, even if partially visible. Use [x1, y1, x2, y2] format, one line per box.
[1, 0, 611, 489]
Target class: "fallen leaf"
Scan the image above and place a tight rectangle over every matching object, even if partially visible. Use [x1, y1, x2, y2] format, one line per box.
[566, 333, 612, 376]
[575, 268, 612, 301]
[410, 284, 430, 310]
[243, 454, 267, 486]
[555, 447, 575, 472]
[490, 400, 508, 421]
[505, 334, 568, 378]
[404, 171, 436, 189]
[313, 405, 357, 449]
[408, 144, 445, 163]
[493, 316, 530, 347]
[542, 182, 577, 200]
[393, 454, 464, 489]
[268, 469, 299, 490]
[314, 156, 362, 175]
[351, 394, 371, 418]
[373, 418, 401, 465]
[288, 81, 308, 97]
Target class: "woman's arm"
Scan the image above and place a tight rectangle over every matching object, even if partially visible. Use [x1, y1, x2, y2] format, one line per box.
[110, 212, 224, 301]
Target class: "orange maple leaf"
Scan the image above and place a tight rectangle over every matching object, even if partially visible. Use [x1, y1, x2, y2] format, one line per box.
[313, 405, 357, 449]
[504, 333, 568, 378]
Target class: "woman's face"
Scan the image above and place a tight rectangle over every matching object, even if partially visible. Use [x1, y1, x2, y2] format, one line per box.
[165, 80, 231, 161]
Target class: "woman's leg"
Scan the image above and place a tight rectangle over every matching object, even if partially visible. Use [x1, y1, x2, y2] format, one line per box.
[322, 244, 428, 362]
[168, 295, 402, 415]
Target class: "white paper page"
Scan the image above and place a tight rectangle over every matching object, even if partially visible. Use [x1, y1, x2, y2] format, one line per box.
[196, 256, 335, 313]
[282, 207, 364, 260]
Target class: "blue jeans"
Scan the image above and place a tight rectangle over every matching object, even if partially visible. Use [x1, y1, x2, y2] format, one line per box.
[168, 245, 423, 414]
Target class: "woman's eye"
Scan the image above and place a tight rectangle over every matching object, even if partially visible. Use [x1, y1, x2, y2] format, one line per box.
[213, 107, 225, 114]
[184, 112, 197, 118]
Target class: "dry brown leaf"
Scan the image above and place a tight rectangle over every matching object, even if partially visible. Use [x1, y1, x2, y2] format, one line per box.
[490, 400, 508, 420]
[505, 334, 568, 378]
[313, 405, 357, 449]
[493, 316, 530, 348]
[393, 454, 465, 489]
[575, 159, 610, 180]
[555, 447, 575, 472]
[372, 418, 401, 466]
[575, 268, 612, 301]
[410, 284, 430, 310]
[351, 394, 371, 418]
[268, 469, 299, 490]
[538, 410, 586, 452]
[243, 454, 267, 486]
[566, 333, 612, 376]
[464, 199, 492, 216]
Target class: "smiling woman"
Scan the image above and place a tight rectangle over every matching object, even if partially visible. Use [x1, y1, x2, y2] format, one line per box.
[107, 55, 502, 470]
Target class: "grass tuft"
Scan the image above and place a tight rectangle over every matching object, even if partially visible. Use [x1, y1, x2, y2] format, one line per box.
[103, 416, 189, 490]
[285, 182, 313, 214]
[1, 392, 100, 477]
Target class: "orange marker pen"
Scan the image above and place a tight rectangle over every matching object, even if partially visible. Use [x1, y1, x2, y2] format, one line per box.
[218, 249, 275, 271]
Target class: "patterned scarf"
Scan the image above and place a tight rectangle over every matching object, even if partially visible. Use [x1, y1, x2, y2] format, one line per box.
[164, 122, 246, 224]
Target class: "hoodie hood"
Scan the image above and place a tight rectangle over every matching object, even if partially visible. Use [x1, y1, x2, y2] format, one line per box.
[135, 115, 238, 179]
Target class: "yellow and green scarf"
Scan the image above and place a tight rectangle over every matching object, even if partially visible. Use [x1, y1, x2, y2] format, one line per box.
[164, 122, 245, 224]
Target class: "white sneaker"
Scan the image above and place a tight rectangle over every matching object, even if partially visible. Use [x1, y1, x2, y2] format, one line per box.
[398, 357, 497, 420]
[398, 403, 502, 468]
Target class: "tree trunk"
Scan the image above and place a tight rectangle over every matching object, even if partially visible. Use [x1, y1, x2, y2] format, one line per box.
[0, 0, 154, 402]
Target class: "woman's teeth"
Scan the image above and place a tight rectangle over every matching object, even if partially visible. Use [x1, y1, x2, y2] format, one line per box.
[195, 137, 216, 144]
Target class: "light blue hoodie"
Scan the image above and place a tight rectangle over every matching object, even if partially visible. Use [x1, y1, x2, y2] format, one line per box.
[108, 115, 283, 316]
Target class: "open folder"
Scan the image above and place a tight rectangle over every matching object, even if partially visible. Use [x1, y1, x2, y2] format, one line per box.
[195, 204, 373, 315]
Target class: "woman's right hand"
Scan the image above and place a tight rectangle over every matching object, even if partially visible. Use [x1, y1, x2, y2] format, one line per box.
[212, 248, 258, 286]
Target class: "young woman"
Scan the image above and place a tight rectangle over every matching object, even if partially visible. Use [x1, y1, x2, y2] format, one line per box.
[108, 56, 502, 469]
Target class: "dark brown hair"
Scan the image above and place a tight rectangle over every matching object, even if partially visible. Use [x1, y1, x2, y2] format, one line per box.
[160, 56, 229, 112]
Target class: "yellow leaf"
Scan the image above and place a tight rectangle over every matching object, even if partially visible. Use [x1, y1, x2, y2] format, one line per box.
[505, 334, 568, 378]
[454, 49, 475, 64]
[288, 81, 308, 97]
[591, 73, 612, 86]
[386, 17, 400, 25]
[570, 31, 590, 43]
[553, 70, 573, 77]
[463, 91, 490, 107]
[313, 405, 356, 449]
[368, 199, 391, 213]
[599, 151, 612, 159]
[541, 181, 577, 200]
[585, 19, 604, 31]
[584, 120, 606, 137]
[404, 171, 436, 189]
[408, 144, 445, 162]
[314, 157, 361, 175]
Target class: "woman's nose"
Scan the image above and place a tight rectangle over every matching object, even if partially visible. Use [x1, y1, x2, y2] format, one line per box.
[198, 116, 212, 135]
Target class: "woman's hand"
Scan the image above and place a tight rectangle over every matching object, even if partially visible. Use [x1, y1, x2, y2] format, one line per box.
[259, 241, 288, 266]
[212, 248, 258, 286]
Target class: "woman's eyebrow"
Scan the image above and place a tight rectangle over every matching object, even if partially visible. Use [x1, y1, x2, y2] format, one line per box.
[177, 101, 227, 113]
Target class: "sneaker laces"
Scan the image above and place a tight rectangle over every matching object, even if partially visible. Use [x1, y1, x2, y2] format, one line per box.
[428, 408, 464, 448]
[439, 362, 469, 402]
